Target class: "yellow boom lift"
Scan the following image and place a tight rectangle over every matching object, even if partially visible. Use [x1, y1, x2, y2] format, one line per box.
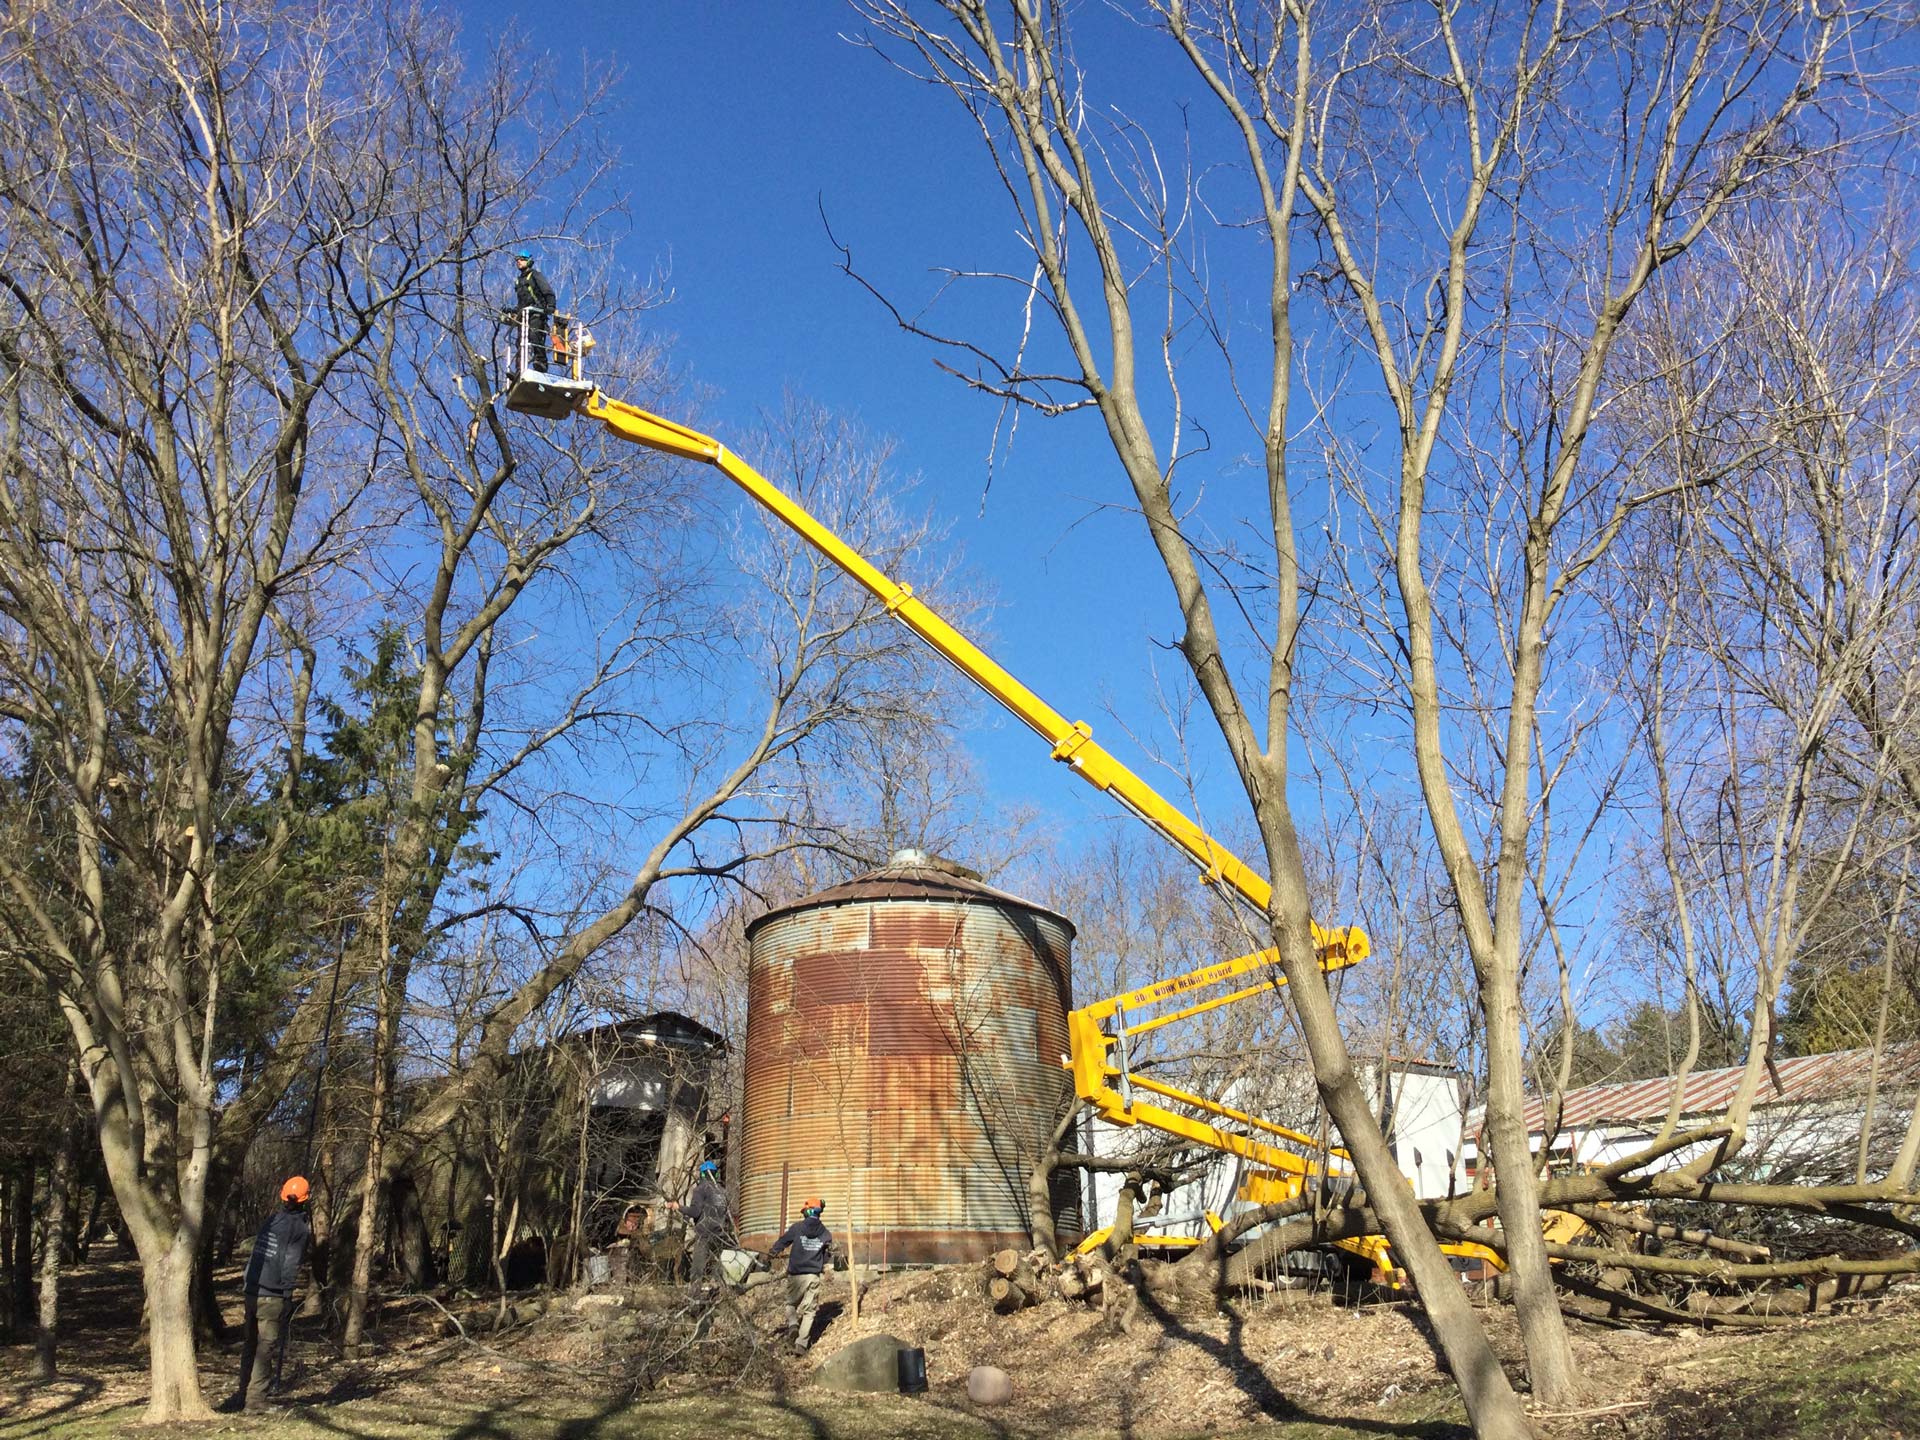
[506, 337, 1495, 1284]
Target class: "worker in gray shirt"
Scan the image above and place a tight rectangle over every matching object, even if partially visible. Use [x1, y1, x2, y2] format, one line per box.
[675, 1160, 729, 1292]
[767, 1197, 833, 1353]
[223, 1176, 312, 1411]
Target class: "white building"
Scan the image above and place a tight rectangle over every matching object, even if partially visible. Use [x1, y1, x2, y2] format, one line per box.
[1463, 1044, 1919, 1182]
[1078, 1059, 1474, 1241]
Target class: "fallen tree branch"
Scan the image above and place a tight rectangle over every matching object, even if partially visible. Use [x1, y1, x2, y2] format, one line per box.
[1594, 1124, 1733, 1181]
[1560, 1204, 1771, 1260]
[409, 1293, 595, 1377]
[1558, 1270, 1902, 1326]
[1541, 1243, 1920, 1282]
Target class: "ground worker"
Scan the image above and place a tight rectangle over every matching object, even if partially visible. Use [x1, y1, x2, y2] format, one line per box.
[222, 1176, 312, 1412]
[675, 1159, 730, 1291]
[508, 249, 557, 372]
[766, 1197, 833, 1353]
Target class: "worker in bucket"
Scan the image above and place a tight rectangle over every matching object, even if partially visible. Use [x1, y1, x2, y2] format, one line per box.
[767, 1196, 833, 1353]
[675, 1159, 730, 1293]
[507, 249, 557, 372]
[221, 1175, 313, 1412]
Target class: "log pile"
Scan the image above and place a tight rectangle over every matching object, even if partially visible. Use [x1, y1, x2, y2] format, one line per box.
[981, 1247, 1111, 1313]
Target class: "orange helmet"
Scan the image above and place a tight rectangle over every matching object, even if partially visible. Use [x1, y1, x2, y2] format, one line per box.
[800, 1197, 824, 1216]
[280, 1175, 311, 1204]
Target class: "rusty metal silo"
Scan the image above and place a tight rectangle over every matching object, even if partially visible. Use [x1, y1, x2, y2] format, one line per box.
[739, 850, 1079, 1264]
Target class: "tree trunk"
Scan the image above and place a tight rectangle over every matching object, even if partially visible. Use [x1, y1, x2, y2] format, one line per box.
[1482, 970, 1579, 1407]
[0, 1170, 16, 1341]
[142, 1246, 212, 1421]
[10, 1166, 33, 1331]
[845, 1157, 860, 1325]
[342, 1108, 392, 1357]
[74, 1184, 102, 1265]
[1027, 1154, 1061, 1259]
[1106, 1180, 1136, 1265]
[390, 1174, 436, 1290]
[1258, 862, 1539, 1440]
[34, 1116, 78, 1379]
[191, 1211, 234, 1343]
[344, 898, 400, 1359]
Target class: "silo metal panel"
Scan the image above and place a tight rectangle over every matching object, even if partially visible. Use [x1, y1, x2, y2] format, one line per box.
[739, 864, 1078, 1263]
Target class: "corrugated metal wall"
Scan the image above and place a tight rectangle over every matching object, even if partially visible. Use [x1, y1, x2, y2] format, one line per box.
[740, 873, 1079, 1263]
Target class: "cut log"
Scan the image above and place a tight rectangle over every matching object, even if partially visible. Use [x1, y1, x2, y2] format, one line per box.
[988, 1276, 1035, 1313]
[990, 1248, 1039, 1290]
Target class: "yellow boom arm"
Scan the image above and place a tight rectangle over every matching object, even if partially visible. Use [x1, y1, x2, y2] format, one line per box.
[583, 395, 1351, 927]
[578, 391, 1371, 1209]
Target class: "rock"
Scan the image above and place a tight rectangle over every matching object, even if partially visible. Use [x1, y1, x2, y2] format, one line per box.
[967, 1365, 1014, 1405]
[576, 1294, 627, 1329]
[815, 1332, 911, 1393]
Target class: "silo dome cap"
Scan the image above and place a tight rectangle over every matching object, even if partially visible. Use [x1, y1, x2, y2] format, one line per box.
[745, 852, 1073, 938]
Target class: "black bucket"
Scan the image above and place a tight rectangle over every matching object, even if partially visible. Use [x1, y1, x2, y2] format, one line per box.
[896, 1345, 928, 1394]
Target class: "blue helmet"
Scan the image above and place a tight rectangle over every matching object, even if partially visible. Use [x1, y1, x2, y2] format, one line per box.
[698, 1160, 719, 1175]
[515, 249, 532, 262]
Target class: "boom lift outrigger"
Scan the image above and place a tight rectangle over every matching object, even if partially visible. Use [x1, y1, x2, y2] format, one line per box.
[510, 345, 1492, 1281]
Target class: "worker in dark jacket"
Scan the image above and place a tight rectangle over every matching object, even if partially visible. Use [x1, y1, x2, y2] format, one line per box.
[676, 1160, 729, 1291]
[767, 1197, 833, 1352]
[224, 1176, 313, 1412]
[509, 250, 558, 372]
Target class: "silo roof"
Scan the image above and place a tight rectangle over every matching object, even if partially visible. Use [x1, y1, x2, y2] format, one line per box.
[745, 852, 1074, 940]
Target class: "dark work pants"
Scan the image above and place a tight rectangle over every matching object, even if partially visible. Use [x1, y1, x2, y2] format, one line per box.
[689, 1231, 721, 1287]
[236, 1291, 290, 1408]
[523, 309, 551, 372]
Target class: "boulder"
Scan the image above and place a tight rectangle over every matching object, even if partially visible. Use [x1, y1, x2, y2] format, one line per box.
[576, 1293, 627, 1329]
[815, 1332, 910, 1393]
[967, 1365, 1013, 1405]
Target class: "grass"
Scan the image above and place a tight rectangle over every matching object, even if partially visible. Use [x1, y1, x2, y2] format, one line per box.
[0, 1388, 1472, 1440]
[1646, 1306, 1920, 1440]
[11, 1262, 1920, 1439]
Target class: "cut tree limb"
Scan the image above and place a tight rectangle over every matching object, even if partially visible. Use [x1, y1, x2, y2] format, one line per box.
[1560, 1205, 1772, 1260]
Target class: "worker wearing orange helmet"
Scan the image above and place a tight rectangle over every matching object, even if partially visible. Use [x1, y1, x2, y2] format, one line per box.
[222, 1176, 312, 1412]
[767, 1197, 833, 1353]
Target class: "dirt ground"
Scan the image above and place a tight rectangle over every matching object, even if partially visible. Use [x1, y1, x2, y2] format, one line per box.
[3, 1259, 1919, 1439]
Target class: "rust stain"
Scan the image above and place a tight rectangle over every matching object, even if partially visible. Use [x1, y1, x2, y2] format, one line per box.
[740, 859, 1079, 1262]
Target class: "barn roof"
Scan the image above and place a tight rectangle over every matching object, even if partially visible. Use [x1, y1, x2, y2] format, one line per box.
[1471, 1043, 1919, 1138]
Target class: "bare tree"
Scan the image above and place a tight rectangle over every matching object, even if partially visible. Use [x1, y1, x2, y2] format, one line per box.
[841, 3, 1896, 1426]
[331, 166, 680, 1364]
[1601, 203, 1920, 1158]
[358, 400, 966, 1251]
[0, 0, 563, 1415]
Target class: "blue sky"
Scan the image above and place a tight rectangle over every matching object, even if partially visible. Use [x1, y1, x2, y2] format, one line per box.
[424, 2, 1920, 1062]
[449, 3, 1677, 1035]
[464, 2, 1264, 857]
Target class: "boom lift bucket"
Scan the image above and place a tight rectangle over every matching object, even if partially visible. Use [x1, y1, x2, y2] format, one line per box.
[503, 309, 594, 419]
